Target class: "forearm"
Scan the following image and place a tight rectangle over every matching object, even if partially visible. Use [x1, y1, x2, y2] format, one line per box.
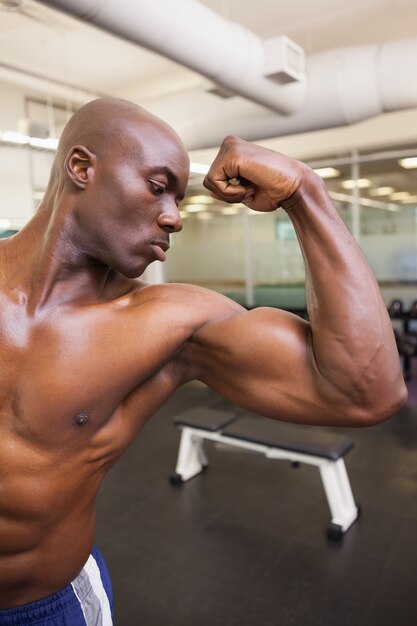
[283, 167, 406, 418]
[203, 136, 407, 423]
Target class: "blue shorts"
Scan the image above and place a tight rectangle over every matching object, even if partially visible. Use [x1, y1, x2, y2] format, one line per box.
[0, 546, 113, 626]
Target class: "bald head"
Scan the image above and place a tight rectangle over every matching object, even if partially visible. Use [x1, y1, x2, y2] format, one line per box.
[53, 97, 188, 183]
[41, 97, 189, 276]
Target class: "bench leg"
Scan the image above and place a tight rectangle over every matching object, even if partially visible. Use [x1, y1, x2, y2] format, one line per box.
[319, 458, 359, 535]
[172, 428, 208, 483]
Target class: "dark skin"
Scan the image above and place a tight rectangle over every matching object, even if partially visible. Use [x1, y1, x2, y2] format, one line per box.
[0, 98, 406, 608]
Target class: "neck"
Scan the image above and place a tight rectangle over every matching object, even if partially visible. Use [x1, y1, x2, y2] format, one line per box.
[2, 192, 128, 313]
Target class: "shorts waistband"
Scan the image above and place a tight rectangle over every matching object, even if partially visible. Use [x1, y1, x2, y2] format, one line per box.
[0, 546, 106, 625]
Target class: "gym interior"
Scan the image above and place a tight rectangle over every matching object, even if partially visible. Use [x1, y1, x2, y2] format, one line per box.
[1, 1, 417, 624]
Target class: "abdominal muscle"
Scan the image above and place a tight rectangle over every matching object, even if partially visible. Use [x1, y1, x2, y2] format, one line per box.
[0, 436, 106, 609]
[0, 290, 199, 609]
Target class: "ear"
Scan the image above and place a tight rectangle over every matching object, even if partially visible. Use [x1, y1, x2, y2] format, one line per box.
[65, 145, 96, 190]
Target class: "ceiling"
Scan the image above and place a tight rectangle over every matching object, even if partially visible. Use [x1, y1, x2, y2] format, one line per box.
[0, 0, 417, 221]
[1, 0, 417, 137]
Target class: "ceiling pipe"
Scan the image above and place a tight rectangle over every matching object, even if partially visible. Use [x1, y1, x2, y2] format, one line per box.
[139, 37, 417, 149]
[28, 3, 417, 150]
[35, 0, 307, 116]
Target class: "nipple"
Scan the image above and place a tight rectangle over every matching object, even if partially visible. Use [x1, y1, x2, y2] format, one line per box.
[73, 411, 90, 428]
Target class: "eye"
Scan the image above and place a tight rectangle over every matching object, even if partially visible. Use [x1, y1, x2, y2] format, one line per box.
[149, 180, 165, 196]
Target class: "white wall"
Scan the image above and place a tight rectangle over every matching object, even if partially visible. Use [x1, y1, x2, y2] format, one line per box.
[0, 87, 33, 224]
[363, 234, 417, 282]
[0, 83, 55, 225]
[166, 206, 417, 290]
[166, 213, 305, 285]
[2, 80, 417, 296]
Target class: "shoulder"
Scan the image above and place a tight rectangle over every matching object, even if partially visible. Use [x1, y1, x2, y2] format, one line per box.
[124, 282, 246, 385]
[113, 281, 245, 351]
[128, 281, 244, 324]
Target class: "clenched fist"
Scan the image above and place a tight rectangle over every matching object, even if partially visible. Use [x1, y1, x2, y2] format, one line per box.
[203, 136, 311, 212]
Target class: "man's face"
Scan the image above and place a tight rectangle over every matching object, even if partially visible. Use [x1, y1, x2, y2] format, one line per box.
[76, 119, 190, 278]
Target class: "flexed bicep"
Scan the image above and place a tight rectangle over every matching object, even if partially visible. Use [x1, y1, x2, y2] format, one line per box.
[188, 307, 344, 426]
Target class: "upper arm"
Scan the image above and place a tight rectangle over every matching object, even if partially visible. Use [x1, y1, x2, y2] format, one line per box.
[187, 307, 349, 425]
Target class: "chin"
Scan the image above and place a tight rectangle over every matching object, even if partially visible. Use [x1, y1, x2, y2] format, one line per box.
[120, 259, 150, 279]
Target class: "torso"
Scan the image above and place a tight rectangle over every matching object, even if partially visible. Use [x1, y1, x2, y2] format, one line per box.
[0, 240, 241, 607]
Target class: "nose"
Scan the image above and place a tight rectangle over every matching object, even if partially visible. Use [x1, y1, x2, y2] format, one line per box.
[158, 203, 183, 234]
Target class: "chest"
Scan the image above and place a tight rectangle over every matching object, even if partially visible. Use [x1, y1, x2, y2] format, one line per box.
[0, 301, 188, 444]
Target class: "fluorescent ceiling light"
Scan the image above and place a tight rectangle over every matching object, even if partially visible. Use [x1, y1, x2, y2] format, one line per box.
[189, 161, 209, 175]
[369, 186, 395, 196]
[183, 195, 214, 205]
[1, 130, 59, 150]
[1, 131, 30, 144]
[398, 157, 417, 169]
[196, 211, 212, 220]
[390, 191, 410, 201]
[29, 137, 59, 150]
[185, 204, 208, 213]
[221, 206, 241, 215]
[313, 167, 341, 179]
[329, 190, 399, 212]
[401, 195, 417, 203]
[340, 178, 371, 190]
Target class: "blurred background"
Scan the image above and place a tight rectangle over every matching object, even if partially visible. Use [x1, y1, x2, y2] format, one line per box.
[1, 0, 417, 314]
[2, 4, 417, 625]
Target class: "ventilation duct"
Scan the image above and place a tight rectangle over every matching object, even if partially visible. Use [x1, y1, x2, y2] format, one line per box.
[35, 1, 417, 149]
[131, 37, 417, 149]
[36, 0, 306, 116]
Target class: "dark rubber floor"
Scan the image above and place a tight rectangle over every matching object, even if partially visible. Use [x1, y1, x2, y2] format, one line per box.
[96, 382, 417, 626]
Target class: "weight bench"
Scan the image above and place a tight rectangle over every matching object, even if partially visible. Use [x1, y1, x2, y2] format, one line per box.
[170, 408, 360, 540]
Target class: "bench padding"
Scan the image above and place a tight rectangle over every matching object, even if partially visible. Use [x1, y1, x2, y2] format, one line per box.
[223, 416, 353, 460]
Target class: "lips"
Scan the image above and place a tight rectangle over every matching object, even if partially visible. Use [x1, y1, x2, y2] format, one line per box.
[150, 240, 169, 261]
